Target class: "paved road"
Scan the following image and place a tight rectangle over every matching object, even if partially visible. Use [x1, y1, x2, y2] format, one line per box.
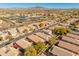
[0, 22, 58, 48]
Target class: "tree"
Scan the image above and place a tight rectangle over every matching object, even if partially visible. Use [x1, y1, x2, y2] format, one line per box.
[5, 35, 13, 41]
[22, 29, 28, 33]
[0, 36, 3, 41]
[63, 16, 69, 23]
[24, 46, 37, 56]
[39, 22, 44, 28]
[52, 27, 70, 39]
[53, 27, 70, 35]
[49, 36, 58, 46]
[7, 31, 11, 35]
[69, 23, 77, 30]
[34, 41, 46, 53]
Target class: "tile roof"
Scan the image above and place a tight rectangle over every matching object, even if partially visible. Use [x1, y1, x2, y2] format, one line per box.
[62, 36, 79, 45]
[67, 33, 79, 40]
[51, 46, 76, 56]
[27, 34, 44, 43]
[58, 40, 79, 54]
[35, 32, 50, 41]
[16, 38, 32, 49]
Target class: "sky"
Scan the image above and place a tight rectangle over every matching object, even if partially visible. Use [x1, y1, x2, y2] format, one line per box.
[0, 3, 79, 8]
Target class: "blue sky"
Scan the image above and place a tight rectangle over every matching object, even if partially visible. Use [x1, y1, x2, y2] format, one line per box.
[0, 3, 79, 8]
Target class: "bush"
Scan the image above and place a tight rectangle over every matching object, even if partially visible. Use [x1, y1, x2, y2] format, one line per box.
[34, 41, 46, 53]
[39, 22, 44, 27]
[24, 46, 37, 56]
[53, 27, 70, 36]
[0, 36, 3, 41]
[49, 36, 58, 45]
[69, 23, 77, 30]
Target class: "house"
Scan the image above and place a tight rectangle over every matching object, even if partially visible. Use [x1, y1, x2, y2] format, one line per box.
[18, 26, 28, 33]
[0, 31, 9, 40]
[8, 28, 18, 37]
[38, 21, 49, 28]
[51, 46, 76, 56]
[0, 20, 3, 24]
[32, 23, 39, 29]
[0, 43, 19, 56]
[47, 20, 57, 26]
[28, 24, 37, 31]
[62, 36, 79, 45]
[16, 38, 32, 49]
[27, 34, 45, 43]
[67, 33, 79, 40]
[35, 32, 51, 41]
[48, 24, 58, 30]
[3, 47, 19, 56]
[58, 40, 79, 54]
